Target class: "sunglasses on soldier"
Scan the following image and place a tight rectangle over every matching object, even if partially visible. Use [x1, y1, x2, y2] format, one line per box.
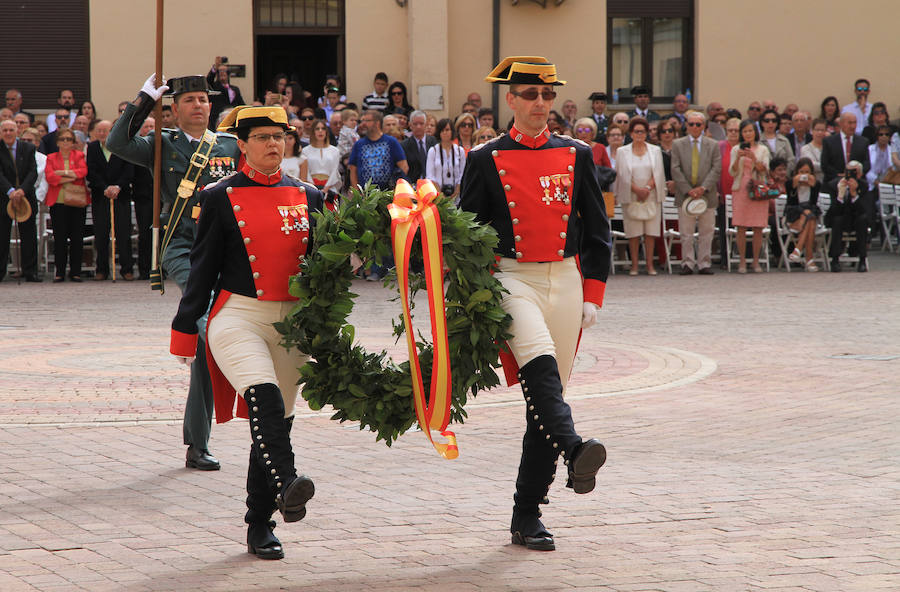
[510, 88, 557, 101]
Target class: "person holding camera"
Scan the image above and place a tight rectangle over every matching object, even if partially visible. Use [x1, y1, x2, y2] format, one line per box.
[784, 157, 823, 271]
[729, 119, 771, 273]
[207, 56, 244, 130]
[425, 117, 466, 204]
[821, 112, 871, 271]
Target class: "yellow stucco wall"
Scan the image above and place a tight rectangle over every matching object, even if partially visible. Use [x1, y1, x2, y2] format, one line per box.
[696, 0, 900, 115]
[89, 0, 253, 121]
[87, 1, 899, 126]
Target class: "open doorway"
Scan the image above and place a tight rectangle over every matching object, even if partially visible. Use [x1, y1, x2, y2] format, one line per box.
[255, 34, 342, 106]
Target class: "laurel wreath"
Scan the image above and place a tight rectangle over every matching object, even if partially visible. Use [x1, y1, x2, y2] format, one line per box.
[276, 183, 512, 445]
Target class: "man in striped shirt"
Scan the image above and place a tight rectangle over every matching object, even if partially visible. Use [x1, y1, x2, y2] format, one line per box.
[361, 72, 389, 112]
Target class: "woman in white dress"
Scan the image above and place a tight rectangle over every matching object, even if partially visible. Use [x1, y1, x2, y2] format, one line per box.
[301, 120, 341, 196]
[613, 117, 667, 275]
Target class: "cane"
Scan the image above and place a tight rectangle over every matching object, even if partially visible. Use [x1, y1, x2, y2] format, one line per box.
[13, 215, 22, 286]
[110, 197, 117, 282]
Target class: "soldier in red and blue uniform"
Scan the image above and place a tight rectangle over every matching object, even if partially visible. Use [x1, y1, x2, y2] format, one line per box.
[460, 57, 612, 551]
[169, 106, 323, 560]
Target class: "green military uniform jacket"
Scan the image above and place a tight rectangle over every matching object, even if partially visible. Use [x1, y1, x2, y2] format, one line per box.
[106, 102, 241, 254]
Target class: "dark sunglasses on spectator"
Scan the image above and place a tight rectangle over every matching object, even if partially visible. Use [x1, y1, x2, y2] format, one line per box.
[299, 115, 314, 121]
[576, 127, 593, 133]
[510, 88, 557, 101]
[458, 122, 474, 128]
[761, 118, 777, 123]
[748, 106, 761, 111]
[878, 132, 892, 137]
[686, 122, 703, 127]
[659, 128, 674, 134]
[391, 91, 404, 96]
[856, 86, 869, 92]
[58, 137, 74, 143]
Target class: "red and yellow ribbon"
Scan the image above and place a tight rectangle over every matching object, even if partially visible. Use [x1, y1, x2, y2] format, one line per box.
[388, 179, 458, 459]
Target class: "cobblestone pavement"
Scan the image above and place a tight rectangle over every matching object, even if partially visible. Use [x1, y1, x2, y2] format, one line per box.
[1, 253, 898, 592]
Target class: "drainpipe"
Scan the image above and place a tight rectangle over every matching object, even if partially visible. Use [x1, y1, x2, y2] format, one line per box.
[492, 0, 500, 121]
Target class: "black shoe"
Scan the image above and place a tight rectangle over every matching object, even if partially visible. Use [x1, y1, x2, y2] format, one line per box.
[566, 439, 606, 494]
[831, 259, 841, 272]
[70, 275, 82, 283]
[698, 267, 714, 275]
[247, 521, 284, 560]
[857, 259, 867, 272]
[679, 266, 694, 275]
[53, 276, 64, 283]
[185, 445, 221, 470]
[24, 275, 42, 283]
[510, 510, 555, 551]
[277, 475, 315, 522]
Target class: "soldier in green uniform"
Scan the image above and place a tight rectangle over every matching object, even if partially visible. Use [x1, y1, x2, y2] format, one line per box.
[108, 74, 240, 471]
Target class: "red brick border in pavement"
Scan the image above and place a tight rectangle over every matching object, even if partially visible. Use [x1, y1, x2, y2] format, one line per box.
[0, 252, 898, 591]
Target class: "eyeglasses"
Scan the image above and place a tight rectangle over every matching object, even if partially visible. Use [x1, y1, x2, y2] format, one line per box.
[57, 137, 74, 143]
[476, 135, 494, 141]
[686, 121, 704, 127]
[748, 106, 761, 111]
[631, 128, 647, 134]
[575, 127, 593, 133]
[299, 115, 314, 121]
[458, 122, 474, 128]
[761, 118, 777, 123]
[659, 128, 674, 134]
[878, 132, 892, 137]
[856, 86, 869, 92]
[510, 88, 557, 101]
[248, 132, 286, 142]
[390, 91, 404, 96]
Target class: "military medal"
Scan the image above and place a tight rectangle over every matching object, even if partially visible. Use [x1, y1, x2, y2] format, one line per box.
[278, 204, 309, 235]
[539, 176, 553, 204]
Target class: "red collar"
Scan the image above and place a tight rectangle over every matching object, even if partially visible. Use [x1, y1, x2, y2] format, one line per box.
[242, 162, 282, 185]
[509, 125, 551, 149]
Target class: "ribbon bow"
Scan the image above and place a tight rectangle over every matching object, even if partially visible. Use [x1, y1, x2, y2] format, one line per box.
[388, 179, 458, 459]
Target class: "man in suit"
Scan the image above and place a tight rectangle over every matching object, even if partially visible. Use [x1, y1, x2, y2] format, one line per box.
[627, 86, 661, 122]
[821, 112, 872, 272]
[206, 57, 245, 129]
[588, 91, 610, 143]
[671, 111, 722, 275]
[87, 120, 136, 281]
[400, 110, 437, 183]
[5, 89, 34, 124]
[0, 119, 40, 282]
[108, 74, 240, 470]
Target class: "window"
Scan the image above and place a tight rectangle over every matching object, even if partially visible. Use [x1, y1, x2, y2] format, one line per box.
[607, 1, 693, 103]
[256, 0, 342, 29]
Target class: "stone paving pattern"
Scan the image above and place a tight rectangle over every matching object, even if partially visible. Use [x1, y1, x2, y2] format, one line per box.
[0, 253, 898, 591]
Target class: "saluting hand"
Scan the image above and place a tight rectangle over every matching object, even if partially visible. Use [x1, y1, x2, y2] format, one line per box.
[141, 73, 170, 102]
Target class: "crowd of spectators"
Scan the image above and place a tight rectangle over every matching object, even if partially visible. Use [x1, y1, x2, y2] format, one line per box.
[3, 69, 899, 283]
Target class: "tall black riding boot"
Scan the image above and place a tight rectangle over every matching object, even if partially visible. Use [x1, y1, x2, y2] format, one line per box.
[245, 440, 282, 559]
[243, 384, 315, 524]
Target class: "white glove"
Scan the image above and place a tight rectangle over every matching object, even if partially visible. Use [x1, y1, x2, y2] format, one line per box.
[141, 73, 170, 101]
[176, 356, 195, 366]
[581, 302, 599, 329]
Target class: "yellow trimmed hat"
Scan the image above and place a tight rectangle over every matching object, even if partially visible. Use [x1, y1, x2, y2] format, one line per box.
[217, 105, 295, 133]
[485, 56, 566, 86]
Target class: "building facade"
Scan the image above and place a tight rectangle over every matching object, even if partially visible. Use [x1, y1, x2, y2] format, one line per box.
[6, 0, 899, 125]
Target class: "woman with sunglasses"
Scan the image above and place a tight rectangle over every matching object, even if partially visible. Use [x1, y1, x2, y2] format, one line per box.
[474, 126, 497, 146]
[729, 119, 770, 273]
[45, 128, 89, 282]
[614, 117, 666, 275]
[302, 119, 342, 196]
[426, 118, 466, 203]
[861, 102, 895, 145]
[759, 108, 795, 173]
[387, 81, 413, 118]
[574, 117, 611, 169]
[454, 113, 476, 155]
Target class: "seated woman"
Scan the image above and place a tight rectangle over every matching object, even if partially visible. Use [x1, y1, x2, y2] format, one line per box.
[783, 157, 822, 271]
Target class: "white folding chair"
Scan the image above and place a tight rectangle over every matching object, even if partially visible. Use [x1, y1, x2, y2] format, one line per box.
[877, 183, 897, 252]
[661, 197, 686, 274]
[773, 196, 796, 272]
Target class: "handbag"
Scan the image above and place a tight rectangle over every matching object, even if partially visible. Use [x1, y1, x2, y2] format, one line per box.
[882, 168, 900, 184]
[625, 199, 658, 220]
[747, 176, 778, 201]
[63, 183, 87, 208]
